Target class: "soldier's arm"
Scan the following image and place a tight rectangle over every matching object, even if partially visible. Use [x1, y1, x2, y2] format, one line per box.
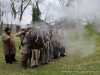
[15, 32, 21, 37]
[1, 35, 10, 42]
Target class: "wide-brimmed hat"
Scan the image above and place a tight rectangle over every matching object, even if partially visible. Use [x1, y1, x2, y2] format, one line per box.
[4, 27, 11, 31]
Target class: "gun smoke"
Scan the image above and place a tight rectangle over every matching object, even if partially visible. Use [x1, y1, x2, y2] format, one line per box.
[1, 0, 100, 58]
[40, 0, 100, 58]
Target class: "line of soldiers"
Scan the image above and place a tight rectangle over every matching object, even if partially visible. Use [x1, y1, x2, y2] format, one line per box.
[1, 25, 68, 70]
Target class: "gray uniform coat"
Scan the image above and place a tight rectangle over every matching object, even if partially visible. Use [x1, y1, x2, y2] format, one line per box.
[15, 32, 30, 54]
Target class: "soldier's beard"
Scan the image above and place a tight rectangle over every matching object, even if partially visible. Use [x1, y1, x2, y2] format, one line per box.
[6, 32, 11, 35]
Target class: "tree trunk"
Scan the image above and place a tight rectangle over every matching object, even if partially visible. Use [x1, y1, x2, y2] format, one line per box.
[16, 26, 20, 33]
[0, 21, 3, 35]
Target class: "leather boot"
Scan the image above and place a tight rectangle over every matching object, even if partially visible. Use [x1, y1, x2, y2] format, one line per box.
[54, 55, 58, 59]
[5, 55, 10, 63]
[25, 61, 27, 67]
[11, 54, 17, 62]
[22, 61, 26, 70]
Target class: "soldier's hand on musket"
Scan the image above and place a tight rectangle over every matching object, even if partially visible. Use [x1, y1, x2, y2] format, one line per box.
[44, 44, 46, 47]
[21, 31, 25, 34]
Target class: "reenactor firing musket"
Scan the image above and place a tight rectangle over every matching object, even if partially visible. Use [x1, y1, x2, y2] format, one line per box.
[15, 25, 30, 70]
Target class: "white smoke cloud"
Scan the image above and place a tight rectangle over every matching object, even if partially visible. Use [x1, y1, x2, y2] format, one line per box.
[40, 0, 100, 24]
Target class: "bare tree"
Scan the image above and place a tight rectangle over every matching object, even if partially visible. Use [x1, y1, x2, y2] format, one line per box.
[0, 1, 2, 35]
[0, 0, 46, 34]
[11, 0, 32, 20]
[57, 0, 77, 6]
[11, 0, 45, 20]
[0, 1, 1, 21]
[0, 1, 5, 35]
[10, 0, 32, 32]
[11, 0, 45, 32]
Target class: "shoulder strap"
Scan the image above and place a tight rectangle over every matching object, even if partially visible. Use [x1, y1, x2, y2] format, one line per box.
[24, 34, 30, 41]
[21, 36, 25, 45]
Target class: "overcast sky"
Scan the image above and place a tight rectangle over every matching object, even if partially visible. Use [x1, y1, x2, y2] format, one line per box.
[21, 0, 100, 24]
[21, 0, 56, 24]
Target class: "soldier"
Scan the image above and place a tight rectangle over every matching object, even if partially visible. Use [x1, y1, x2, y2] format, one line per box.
[1, 27, 17, 64]
[26, 27, 32, 63]
[41, 26, 50, 65]
[15, 26, 30, 70]
[57, 27, 65, 57]
[59, 27, 68, 57]
[52, 28, 60, 59]
[30, 26, 44, 68]
[48, 27, 54, 61]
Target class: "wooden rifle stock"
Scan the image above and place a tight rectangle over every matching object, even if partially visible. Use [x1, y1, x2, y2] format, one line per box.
[44, 46, 47, 54]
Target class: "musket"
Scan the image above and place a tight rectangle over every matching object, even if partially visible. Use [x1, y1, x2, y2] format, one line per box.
[28, 32, 32, 65]
[28, 42, 32, 65]
[9, 39, 12, 64]
[29, 44, 32, 65]
[43, 44, 47, 54]
[34, 51, 36, 60]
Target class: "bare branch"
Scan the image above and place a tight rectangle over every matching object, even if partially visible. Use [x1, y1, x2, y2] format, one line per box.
[58, 0, 75, 6]
[22, 0, 31, 13]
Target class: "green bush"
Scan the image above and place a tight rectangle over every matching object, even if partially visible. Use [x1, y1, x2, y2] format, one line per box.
[84, 23, 98, 36]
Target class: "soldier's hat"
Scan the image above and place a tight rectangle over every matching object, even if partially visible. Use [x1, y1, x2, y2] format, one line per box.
[4, 27, 11, 31]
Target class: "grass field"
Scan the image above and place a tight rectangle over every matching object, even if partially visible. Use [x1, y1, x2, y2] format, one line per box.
[0, 32, 100, 75]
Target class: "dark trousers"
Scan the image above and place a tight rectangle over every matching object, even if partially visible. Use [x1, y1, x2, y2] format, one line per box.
[60, 47, 65, 55]
[49, 45, 53, 61]
[53, 46, 59, 58]
[5, 54, 16, 63]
